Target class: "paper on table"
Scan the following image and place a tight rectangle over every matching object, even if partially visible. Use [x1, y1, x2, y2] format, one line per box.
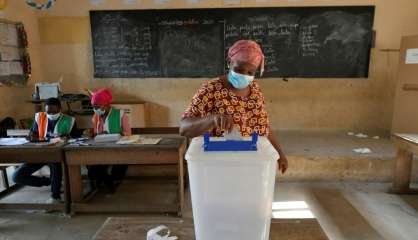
[137, 137, 161, 145]
[116, 135, 140, 144]
[6, 129, 30, 137]
[0, 138, 29, 146]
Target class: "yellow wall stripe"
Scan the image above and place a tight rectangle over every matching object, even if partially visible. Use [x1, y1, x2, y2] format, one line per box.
[39, 17, 90, 44]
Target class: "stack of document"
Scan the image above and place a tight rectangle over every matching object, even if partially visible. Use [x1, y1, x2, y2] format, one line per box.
[0, 138, 29, 146]
[94, 134, 121, 143]
[6, 129, 30, 137]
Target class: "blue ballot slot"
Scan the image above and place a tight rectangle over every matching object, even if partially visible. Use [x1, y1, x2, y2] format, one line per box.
[203, 132, 258, 151]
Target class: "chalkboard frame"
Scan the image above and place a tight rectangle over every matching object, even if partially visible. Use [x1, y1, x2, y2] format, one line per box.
[90, 6, 375, 79]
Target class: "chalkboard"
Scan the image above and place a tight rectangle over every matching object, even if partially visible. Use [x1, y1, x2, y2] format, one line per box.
[90, 6, 375, 78]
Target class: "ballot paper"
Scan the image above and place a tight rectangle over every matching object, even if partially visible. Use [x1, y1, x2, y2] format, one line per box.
[116, 135, 161, 145]
[224, 128, 243, 140]
[0, 138, 29, 146]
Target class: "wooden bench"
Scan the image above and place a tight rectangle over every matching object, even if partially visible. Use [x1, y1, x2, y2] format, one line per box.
[391, 133, 418, 193]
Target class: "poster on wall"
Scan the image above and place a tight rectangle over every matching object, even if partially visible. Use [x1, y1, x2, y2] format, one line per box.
[406, 49, 418, 64]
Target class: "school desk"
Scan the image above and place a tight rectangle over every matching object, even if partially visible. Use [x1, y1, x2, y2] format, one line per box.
[63, 136, 186, 215]
[0, 142, 71, 213]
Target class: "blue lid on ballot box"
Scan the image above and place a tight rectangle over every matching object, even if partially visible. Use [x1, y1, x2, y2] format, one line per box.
[203, 132, 258, 151]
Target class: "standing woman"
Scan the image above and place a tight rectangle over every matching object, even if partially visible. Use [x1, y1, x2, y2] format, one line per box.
[180, 40, 288, 174]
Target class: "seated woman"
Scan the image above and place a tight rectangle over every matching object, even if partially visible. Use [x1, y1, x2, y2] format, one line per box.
[88, 89, 131, 192]
[12, 98, 79, 204]
[180, 40, 288, 174]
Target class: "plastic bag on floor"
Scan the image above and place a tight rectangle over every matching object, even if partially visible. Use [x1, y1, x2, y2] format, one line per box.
[147, 225, 178, 240]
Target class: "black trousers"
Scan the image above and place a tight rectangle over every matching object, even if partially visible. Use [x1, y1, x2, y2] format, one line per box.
[87, 165, 128, 187]
[12, 163, 62, 199]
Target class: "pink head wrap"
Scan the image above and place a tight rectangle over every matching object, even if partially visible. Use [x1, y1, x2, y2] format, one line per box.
[91, 88, 113, 106]
[228, 40, 265, 76]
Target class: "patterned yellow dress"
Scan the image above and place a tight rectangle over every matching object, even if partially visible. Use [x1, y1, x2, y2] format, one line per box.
[182, 78, 270, 137]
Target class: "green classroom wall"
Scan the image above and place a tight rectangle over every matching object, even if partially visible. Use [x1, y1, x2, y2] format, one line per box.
[2, 0, 418, 131]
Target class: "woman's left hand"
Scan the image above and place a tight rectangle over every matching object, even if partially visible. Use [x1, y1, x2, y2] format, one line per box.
[278, 155, 288, 174]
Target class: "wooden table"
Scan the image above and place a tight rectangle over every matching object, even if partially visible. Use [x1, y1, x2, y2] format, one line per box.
[63, 137, 186, 215]
[93, 217, 329, 240]
[391, 133, 418, 193]
[0, 142, 70, 213]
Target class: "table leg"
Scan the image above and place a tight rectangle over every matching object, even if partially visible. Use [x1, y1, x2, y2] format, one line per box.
[178, 144, 185, 217]
[68, 165, 83, 202]
[1, 168, 9, 189]
[62, 160, 71, 214]
[392, 148, 413, 193]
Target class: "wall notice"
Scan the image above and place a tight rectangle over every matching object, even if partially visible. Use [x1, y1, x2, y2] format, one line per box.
[406, 48, 418, 64]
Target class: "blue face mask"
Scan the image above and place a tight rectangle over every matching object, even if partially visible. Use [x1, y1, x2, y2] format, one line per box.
[47, 113, 61, 121]
[228, 70, 255, 89]
[94, 108, 106, 116]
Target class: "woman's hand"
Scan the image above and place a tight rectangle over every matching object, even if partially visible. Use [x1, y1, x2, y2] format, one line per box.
[212, 114, 234, 133]
[278, 154, 288, 175]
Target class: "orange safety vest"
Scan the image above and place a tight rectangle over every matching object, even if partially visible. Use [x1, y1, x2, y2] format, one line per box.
[35, 112, 75, 139]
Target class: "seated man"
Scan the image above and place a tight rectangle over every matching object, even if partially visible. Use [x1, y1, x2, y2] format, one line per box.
[12, 98, 79, 204]
[88, 88, 131, 192]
